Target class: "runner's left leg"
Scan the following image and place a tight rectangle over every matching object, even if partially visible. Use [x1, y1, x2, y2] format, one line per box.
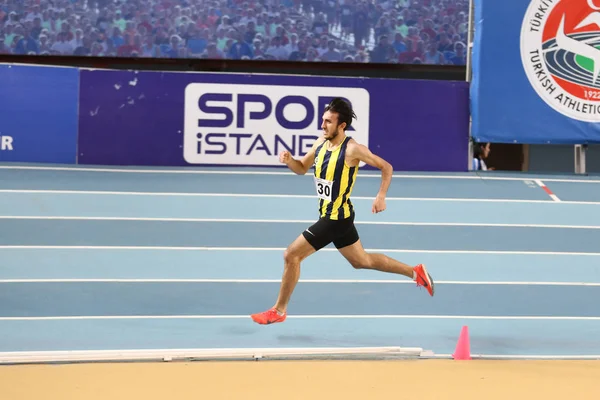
[337, 238, 435, 296]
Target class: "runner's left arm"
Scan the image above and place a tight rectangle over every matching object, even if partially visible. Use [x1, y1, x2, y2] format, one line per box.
[348, 141, 393, 213]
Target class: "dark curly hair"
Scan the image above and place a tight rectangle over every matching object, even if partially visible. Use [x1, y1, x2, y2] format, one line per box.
[324, 97, 357, 131]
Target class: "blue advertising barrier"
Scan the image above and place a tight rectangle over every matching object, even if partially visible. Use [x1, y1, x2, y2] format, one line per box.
[471, 0, 600, 144]
[0, 64, 79, 163]
[77, 70, 470, 172]
[0, 63, 470, 171]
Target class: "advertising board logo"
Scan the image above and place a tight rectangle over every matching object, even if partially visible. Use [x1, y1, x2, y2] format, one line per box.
[183, 83, 370, 166]
[0, 135, 13, 151]
[521, 0, 600, 122]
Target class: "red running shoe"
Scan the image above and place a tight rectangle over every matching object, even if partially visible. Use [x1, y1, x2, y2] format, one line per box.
[413, 264, 435, 296]
[251, 308, 287, 325]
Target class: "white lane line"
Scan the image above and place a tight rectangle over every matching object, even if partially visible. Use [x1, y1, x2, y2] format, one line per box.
[3, 189, 599, 205]
[2, 215, 599, 229]
[0, 278, 599, 286]
[0, 189, 320, 198]
[0, 189, 563, 204]
[2, 165, 298, 176]
[2, 189, 599, 205]
[0, 315, 599, 321]
[0, 246, 598, 256]
[1, 164, 600, 183]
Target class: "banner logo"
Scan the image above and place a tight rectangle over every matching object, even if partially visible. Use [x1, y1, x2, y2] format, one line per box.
[183, 83, 370, 166]
[521, 0, 600, 122]
[0, 135, 13, 151]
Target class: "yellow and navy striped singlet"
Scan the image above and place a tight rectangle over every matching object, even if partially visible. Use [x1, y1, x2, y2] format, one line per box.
[313, 136, 358, 220]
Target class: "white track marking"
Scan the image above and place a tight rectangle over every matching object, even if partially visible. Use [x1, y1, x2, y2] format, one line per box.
[535, 179, 562, 202]
[0, 165, 297, 175]
[0, 189, 544, 202]
[0, 246, 598, 256]
[2, 215, 599, 229]
[1, 315, 599, 321]
[1, 164, 599, 183]
[3, 189, 599, 205]
[0, 189, 313, 199]
[0, 278, 598, 286]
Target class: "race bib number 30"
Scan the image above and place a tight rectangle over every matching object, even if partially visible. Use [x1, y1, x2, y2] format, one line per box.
[314, 177, 333, 201]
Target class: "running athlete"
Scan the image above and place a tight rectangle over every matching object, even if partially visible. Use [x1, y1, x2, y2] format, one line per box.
[250, 98, 434, 325]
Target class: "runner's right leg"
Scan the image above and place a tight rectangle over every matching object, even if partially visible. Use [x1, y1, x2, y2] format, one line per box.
[273, 234, 317, 313]
[251, 219, 333, 325]
[250, 234, 317, 325]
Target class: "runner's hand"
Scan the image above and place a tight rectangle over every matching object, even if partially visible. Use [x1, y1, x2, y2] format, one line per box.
[372, 195, 386, 214]
[279, 151, 292, 164]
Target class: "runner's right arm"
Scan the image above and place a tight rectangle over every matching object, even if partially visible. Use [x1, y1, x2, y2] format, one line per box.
[279, 137, 324, 175]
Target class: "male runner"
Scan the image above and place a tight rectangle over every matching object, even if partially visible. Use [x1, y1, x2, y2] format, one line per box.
[251, 98, 434, 325]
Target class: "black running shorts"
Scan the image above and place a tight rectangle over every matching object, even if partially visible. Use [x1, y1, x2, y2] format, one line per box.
[302, 213, 360, 251]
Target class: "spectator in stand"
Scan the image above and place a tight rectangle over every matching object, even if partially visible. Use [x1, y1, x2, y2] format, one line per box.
[0, 36, 8, 54]
[51, 30, 73, 54]
[448, 40, 465, 65]
[228, 28, 253, 59]
[391, 32, 406, 54]
[423, 41, 444, 64]
[14, 26, 39, 54]
[0, 0, 469, 65]
[320, 38, 341, 61]
[369, 34, 394, 63]
[285, 32, 299, 53]
[266, 35, 289, 60]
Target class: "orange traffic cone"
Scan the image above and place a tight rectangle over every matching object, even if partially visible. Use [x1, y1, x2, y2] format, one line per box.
[452, 325, 472, 360]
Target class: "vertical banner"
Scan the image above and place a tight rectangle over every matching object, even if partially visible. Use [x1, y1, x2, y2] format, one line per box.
[0, 64, 79, 163]
[77, 70, 469, 171]
[471, 0, 600, 144]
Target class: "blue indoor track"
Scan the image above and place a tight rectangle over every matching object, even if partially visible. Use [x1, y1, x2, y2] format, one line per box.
[1, 164, 600, 360]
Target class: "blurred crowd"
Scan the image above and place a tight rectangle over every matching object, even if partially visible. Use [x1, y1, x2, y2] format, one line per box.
[0, 0, 469, 64]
